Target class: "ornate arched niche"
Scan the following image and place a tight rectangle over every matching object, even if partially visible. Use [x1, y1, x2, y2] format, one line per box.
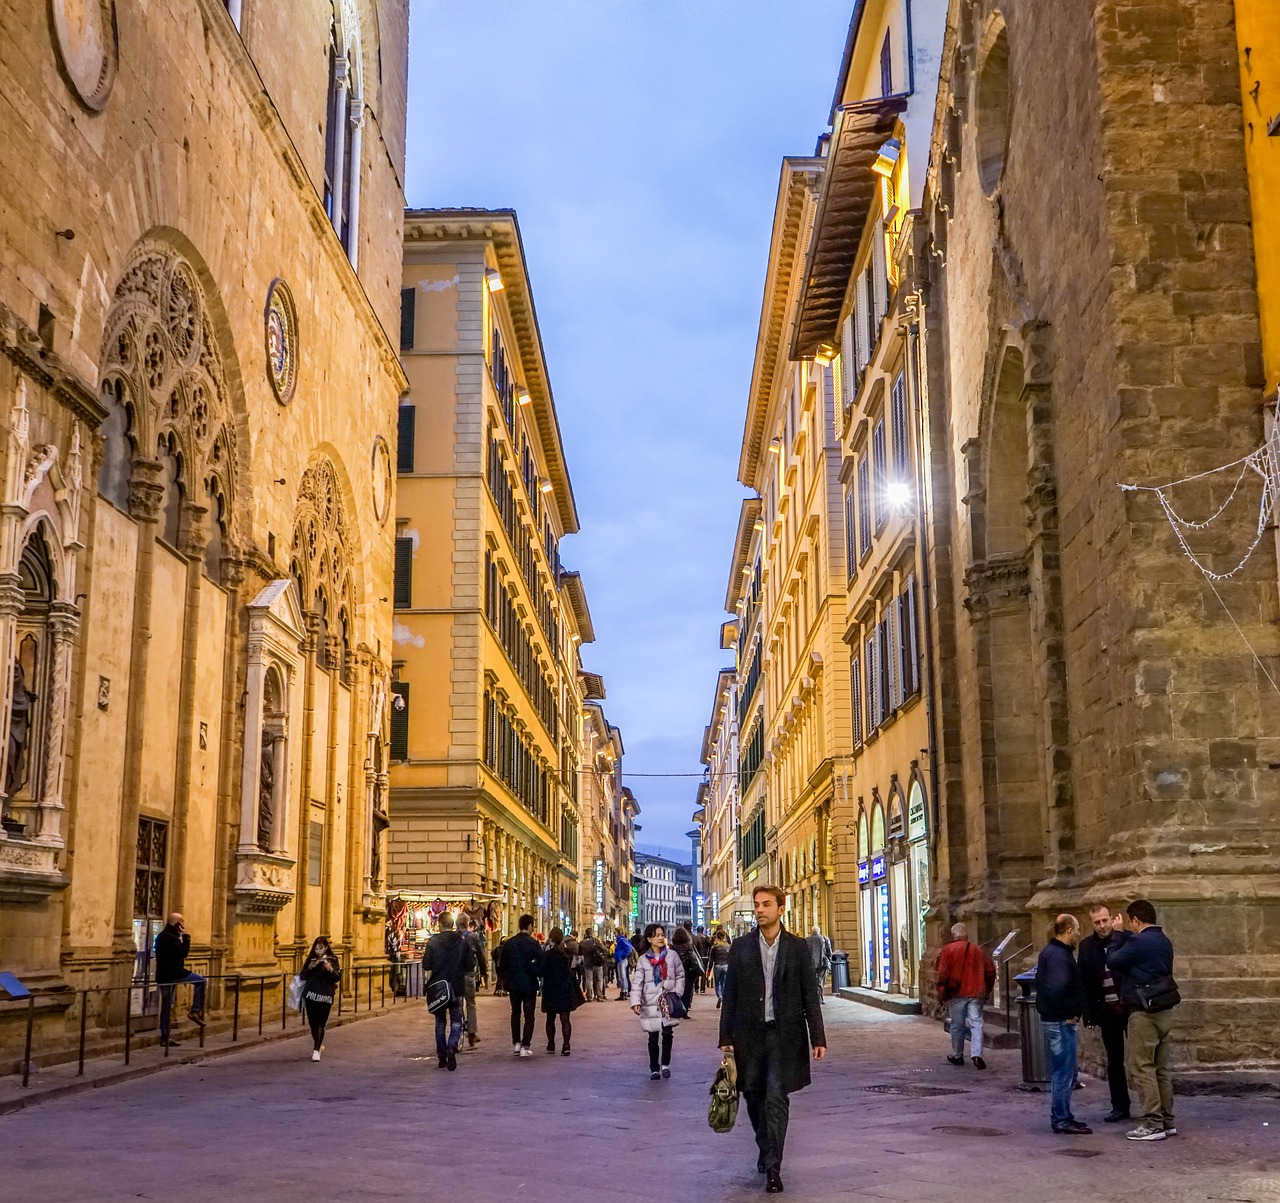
[234, 579, 304, 918]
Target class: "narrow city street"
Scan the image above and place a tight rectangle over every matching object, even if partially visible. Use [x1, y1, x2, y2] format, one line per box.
[5, 995, 1277, 1203]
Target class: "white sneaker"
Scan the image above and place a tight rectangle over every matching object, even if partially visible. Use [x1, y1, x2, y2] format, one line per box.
[311, 1050, 321, 1062]
[518, 1046, 533, 1058]
[513, 1043, 522, 1056]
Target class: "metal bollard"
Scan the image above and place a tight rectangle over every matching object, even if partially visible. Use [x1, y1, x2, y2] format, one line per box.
[232, 975, 241, 1042]
[367, 966, 372, 1011]
[21, 996, 34, 1088]
[281, 972, 288, 1030]
[77, 991, 88, 1076]
[257, 977, 264, 1036]
[124, 996, 132, 1066]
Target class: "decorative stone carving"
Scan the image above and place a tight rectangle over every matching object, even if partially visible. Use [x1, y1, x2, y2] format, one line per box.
[264, 279, 298, 405]
[291, 458, 354, 641]
[371, 434, 391, 525]
[51, 0, 118, 112]
[233, 850, 295, 917]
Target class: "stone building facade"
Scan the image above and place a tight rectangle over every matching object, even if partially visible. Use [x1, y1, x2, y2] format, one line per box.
[0, 0, 408, 1058]
[917, 0, 1280, 1070]
[390, 209, 599, 939]
[697, 666, 741, 932]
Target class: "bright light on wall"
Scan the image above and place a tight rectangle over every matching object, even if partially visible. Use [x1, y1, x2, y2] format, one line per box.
[486, 268, 504, 292]
[886, 480, 912, 511]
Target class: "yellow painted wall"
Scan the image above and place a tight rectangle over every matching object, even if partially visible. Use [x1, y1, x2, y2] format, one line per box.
[1237, 0, 1280, 392]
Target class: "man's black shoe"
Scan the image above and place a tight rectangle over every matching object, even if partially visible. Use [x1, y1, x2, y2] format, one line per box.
[437, 1056, 447, 1069]
[446, 1049, 457, 1071]
[1053, 1120, 1092, 1134]
[971, 1056, 987, 1070]
[766, 1170, 784, 1193]
[1103, 1109, 1131, 1123]
[946, 1054, 964, 1065]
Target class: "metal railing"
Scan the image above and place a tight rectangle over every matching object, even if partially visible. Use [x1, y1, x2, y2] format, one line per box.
[9, 958, 424, 1090]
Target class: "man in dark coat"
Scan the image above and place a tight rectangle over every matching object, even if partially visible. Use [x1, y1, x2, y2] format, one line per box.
[1035, 914, 1089, 1135]
[153, 912, 206, 1047]
[422, 911, 476, 1071]
[498, 913, 543, 1056]
[1078, 903, 1131, 1122]
[719, 885, 826, 1194]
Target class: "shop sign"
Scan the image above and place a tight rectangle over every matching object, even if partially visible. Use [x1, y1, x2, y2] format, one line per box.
[630, 884, 640, 924]
[710, 891, 719, 919]
[694, 891, 705, 927]
[871, 854, 886, 880]
[878, 882, 891, 987]
[908, 788, 927, 842]
[857, 861, 870, 885]
[594, 858, 605, 912]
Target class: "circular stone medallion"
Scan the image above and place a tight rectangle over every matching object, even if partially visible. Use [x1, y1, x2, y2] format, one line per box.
[371, 435, 392, 525]
[51, 0, 118, 111]
[264, 279, 298, 404]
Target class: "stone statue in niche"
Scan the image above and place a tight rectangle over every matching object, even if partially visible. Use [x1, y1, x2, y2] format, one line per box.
[257, 731, 275, 850]
[6, 661, 37, 801]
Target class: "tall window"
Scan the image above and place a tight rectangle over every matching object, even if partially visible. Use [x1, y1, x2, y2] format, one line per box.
[844, 483, 857, 581]
[851, 653, 863, 748]
[872, 420, 887, 531]
[857, 457, 872, 557]
[891, 373, 909, 482]
[400, 287, 415, 351]
[397, 404, 416, 474]
[390, 682, 410, 761]
[393, 536, 412, 608]
[324, 4, 363, 265]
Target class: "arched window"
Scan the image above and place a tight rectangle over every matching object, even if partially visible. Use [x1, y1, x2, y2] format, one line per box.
[157, 433, 184, 549]
[7, 531, 56, 809]
[97, 380, 132, 509]
[871, 805, 885, 853]
[857, 811, 869, 862]
[324, 1, 363, 266]
[204, 481, 225, 584]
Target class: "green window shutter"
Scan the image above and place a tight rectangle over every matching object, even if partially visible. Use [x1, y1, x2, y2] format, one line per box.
[394, 536, 413, 608]
[390, 683, 410, 761]
[400, 287, 415, 351]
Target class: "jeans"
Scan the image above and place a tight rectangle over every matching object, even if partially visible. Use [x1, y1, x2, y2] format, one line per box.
[744, 1024, 791, 1172]
[463, 973, 478, 1036]
[647, 1026, 673, 1071]
[585, 965, 604, 1000]
[713, 966, 727, 998]
[509, 991, 536, 1047]
[158, 971, 207, 1041]
[1096, 1011, 1131, 1114]
[1127, 1009, 1175, 1129]
[948, 996, 984, 1057]
[1042, 1020, 1079, 1129]
[435, 998, 463, 1058]
[615, 961, 630, 995]
[545, 1011, 572, 1049]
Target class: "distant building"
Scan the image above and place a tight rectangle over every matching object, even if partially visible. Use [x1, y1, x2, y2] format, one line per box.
[634, 851, 684, 929]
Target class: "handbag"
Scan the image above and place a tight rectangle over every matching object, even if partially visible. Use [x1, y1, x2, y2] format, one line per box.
[288, 974, 305, 1011]
[707, 1053, 739, 1134]
[1135, 974, 1181, 1012]
[658, 989, 688, 1020]
[426, 977, 454, 1014]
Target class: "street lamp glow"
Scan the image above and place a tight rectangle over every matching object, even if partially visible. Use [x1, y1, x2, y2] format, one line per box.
[886, 480, 912, 511]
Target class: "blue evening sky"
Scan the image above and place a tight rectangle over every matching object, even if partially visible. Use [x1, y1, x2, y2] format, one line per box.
[405, 1, 853, 854]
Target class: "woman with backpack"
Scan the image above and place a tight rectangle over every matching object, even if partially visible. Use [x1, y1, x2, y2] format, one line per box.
[299, 936, 342, 1062]
[671, 925, 702, 1016]
[629, 923, 687, 1080]
[540, 928, 582, 1055]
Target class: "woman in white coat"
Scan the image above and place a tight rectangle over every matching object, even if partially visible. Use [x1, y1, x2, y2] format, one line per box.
[629, 922, 687, 1080]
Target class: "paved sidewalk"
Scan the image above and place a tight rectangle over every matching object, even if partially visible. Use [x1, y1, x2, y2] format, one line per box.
[4, 993, 1278, 1202]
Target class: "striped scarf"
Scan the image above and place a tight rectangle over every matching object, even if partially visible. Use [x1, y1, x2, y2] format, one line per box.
[646, 948, 670, 985]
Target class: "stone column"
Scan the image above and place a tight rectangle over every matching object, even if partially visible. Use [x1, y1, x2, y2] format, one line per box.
[269, 716, 289, 853]
[34, 600, 80, 846]
[237, 636, 268, 855]
[210, 555, 246, 957]
[111, 459, 165, 955]
[328, 58, 349, 236]
[346, 101, 363, 270]
[166, 502, 208, 907]
[0, 571, 24, 831]
[294, 612, 321, 940]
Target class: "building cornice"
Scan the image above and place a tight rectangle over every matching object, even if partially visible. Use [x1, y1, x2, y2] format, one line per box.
[724, 496, 763, 613]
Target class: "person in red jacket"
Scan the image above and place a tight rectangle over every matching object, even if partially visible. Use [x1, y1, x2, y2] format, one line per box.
[936, 922, 996, 1069]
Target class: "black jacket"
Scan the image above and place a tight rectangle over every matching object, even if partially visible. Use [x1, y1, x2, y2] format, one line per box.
[462, 929, 489, 979]
[1106, 926, 1175, 1012]
[718, 927, 826, 1097]
[1077, 929, 1130, 1022]
[301, 954, 342, 1005]
[153, 924, 191, 984]
[422, 930, 476, 996]
[539, 945, 582, 1014]
[499, 931, 544, 996]
[578, 936, 607, 969]
[1035, 939, 1085, 1021]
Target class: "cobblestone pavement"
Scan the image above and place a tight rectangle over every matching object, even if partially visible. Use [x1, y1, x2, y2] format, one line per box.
[4, 992, 1279, 1203]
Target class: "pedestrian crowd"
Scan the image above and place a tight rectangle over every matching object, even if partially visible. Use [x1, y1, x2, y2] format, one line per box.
[152, 887, 1183, 1195]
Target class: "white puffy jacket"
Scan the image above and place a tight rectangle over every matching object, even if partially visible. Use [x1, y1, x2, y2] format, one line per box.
[629, 947, 686, 1032]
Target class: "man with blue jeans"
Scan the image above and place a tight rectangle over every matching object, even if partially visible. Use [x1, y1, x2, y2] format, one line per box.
[1035, 914, 1090, 1134]
[937, 922, 996, 1069]
[154, 913, 206, 1048]
[422, 912, 475, 1071]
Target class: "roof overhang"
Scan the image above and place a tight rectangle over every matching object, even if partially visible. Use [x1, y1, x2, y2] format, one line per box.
[404, 208, 580, 534]
[738, 158, 823, 488]
[559, 569, 595, 643]
[789, 96, 908, 360]
[724, 497, 762, 613]
[580, 671, 606, 701]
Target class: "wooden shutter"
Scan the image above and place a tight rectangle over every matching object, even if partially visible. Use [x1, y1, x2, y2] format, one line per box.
[390, 682, 410, 761]
[397, 404, 415, 474]
[851, 654, 863, 748]
[891, 374, 908, 481]
[886, 600, 902, 711]
[840, 314, 856, 408]
[858, 458, 872, 557]
[872, 420, 887, 530]
[873, 225, 889, 323]
[844, 485, 857, 581]
[902, 576, 920, 697]
[400, 287, 415, 351]
[393, 536, 413, 608]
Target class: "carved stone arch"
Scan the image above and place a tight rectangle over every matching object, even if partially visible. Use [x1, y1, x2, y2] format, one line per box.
[291, 454, 360, 668]
[98, 237, 245, 555]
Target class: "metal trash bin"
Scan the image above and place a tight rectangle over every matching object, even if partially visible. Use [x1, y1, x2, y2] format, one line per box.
[1015, 969, 1049, 1084]
[830, 950, 850, 993]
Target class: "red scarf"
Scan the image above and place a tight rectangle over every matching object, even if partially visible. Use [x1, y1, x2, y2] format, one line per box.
[645, 948, 669, 985]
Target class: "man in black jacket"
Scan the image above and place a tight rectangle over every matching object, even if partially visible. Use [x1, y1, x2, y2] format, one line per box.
[1035, 914, 1089, 1135]
[153, 913, 206, 1047]
[1078, 903, 1131, 1122]
[719, 885, 826, 1195]
[423, 912, 476, 1071]
[1108, 899, 1179, 1142]
[460, 919, 488, 1048]
[498, 913, 543, 1057]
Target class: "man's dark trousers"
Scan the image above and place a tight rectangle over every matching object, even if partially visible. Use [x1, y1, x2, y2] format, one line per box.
[1098, 1011, 1131, 1115]
[509, 991, 535, 1047]
[744, 1023, 790, 1173]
